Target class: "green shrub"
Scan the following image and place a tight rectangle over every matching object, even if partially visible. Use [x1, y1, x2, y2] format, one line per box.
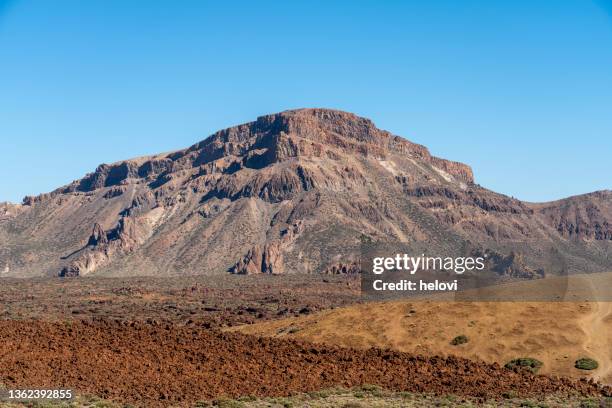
[579, 398, 599, 408]
[214, 399, 245, 408]
[451, 335, 469, 345]
[359, 384, 382, 392]
[358, 384, 385, 397]
[575, 358, 598, 370]
[502, 390, 518, 399]
[504, 358, 543, 373]
[359, 234, 373, 244]
[398, 391, 413, 399]
[307, 389, 331, 399]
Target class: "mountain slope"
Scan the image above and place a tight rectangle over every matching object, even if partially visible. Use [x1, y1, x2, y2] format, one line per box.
[0, 108, 610, 277]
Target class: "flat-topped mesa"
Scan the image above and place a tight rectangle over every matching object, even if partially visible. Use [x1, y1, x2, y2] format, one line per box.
[277, 109, 474, 182]
[188, 108, 474, 182]
[26, 109, 474, 202]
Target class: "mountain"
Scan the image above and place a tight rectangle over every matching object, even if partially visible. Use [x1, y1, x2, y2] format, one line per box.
[0, 108, 610, 278]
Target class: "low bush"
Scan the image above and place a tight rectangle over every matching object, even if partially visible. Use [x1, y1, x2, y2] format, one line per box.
[502, 390, 518, 399]
[575, 358, 598, 370]
[450, 335, 468, 345]
[505, 358, 543, 373]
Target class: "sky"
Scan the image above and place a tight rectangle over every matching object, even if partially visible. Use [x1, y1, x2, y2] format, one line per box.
[0, 0, 611, 203]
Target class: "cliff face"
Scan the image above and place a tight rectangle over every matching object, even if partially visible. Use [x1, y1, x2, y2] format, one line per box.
[42, 109, 473, 199]
[0, 109, 609, 278]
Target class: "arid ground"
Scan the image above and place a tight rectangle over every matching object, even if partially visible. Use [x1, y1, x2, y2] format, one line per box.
[0, 319, 609, 408]
[236, 273, 612, 384]
[0, 275, 361, 327]
[0, 275, 611, 407]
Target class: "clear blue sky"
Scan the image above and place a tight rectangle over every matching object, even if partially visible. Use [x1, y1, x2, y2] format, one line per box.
[1, 0, 611, 203]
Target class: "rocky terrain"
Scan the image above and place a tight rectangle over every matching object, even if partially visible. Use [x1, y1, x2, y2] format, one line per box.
[0, 274, 360, 328]
[0, 319, 609, 407]
[0, 108, 610, 277]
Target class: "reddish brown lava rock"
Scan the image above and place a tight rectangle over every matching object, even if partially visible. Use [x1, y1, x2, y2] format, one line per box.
[0, 320, 608, 407]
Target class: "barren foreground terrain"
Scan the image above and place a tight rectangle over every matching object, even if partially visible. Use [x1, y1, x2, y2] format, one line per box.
[237, 306, 612, 388]
[234, 273, 612, 384]
[1, 275, 612, 406]
[2, 388, 611, 407]
[237, 300, 610, 379]
[0, 320, 609, 408]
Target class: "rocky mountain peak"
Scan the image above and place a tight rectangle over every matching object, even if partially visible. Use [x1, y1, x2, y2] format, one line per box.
[30, 109, 472, 202]
[4, 109, 608, 279]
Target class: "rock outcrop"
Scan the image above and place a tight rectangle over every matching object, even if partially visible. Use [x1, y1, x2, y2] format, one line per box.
[323, 261, 361, 275]
[230, 241, 284, 275]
